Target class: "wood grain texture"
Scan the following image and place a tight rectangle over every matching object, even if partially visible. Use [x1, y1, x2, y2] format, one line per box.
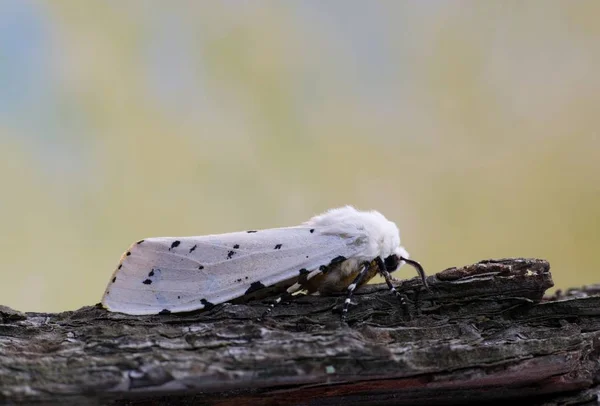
[1, 258, 599, 405]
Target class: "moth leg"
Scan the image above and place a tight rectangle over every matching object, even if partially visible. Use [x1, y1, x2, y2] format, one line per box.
[260, 293, 291, 320]
[305, 267, 324, 281]
[260, 280, 305, 320]
[341, 261, 370, 322]
[375, 257, 410, 316]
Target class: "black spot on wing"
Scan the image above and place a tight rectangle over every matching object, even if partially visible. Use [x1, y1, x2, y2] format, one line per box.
[246, 230, 257, 233]
[126, 251, 131, 256]
[319, 265, 328, 272]
[158, 309, 171, 315]
[298, 268, 309, 275]
[236, 278, 242, 282]
[310, 229, 315, 233]
[177, 295, 181, 299]
[112, 277, 116, 283]
[274, 244, 282, 250]
[199, 265, 204, 270]
[137, 240, 144, 245]
[118, 264, 122, 270]
[148, 269, 155, 277]
[227, 250, 236, 259]
[200, 298, 215, 310]
[169, 240, 181, 251]
[329, 256, 347, 266]
[233, 244, 240, 249]
[245, 281, 266, 295]
[142, 279, 152, 285]
[189, 244, 197, 253]
[245, 276, 249, 280]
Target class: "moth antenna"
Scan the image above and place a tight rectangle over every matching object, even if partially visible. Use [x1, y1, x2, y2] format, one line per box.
[400, 257, 431, 292]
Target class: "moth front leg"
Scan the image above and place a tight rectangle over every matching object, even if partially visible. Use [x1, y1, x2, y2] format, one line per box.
[375, 257, 410, 316]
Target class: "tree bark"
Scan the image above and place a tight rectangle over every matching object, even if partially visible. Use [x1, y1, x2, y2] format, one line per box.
[1, 258, 599, 405]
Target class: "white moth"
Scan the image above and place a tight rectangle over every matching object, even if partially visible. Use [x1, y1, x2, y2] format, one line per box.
[101, 206, 429, 320]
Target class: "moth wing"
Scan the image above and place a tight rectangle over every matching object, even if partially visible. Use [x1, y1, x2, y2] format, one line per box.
[102, 226, 364, 315]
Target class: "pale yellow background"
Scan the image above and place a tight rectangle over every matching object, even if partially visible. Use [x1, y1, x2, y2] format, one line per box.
[1, 2, 598, 313]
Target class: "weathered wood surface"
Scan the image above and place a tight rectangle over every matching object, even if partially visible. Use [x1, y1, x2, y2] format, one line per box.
[1, 258, 599, 405]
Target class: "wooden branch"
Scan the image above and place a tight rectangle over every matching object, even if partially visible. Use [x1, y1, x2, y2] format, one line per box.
[1, 258, 599, 405]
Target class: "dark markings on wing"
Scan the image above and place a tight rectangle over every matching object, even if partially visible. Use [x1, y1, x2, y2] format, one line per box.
[137, 240, 145, 245]
[126, 251, 131, 256]
[118, 264, 122, 270]
[112, 277, 116, 283]
[233, 244, 240, 249]
[189, 244, 197, 253]
[199, 265, 204, 269]
[246, 230, 257, 233]
[299, 268, 309, 275]
[169, 240, 181, 251]
[148, 269, 154, 277]
[319, 265, 328, 272]
[245, 281, 266, 295]
[158, 309, 171, 315]
[329, 256, 347, 266]
[200, 298, 215, 310]
[227, 250, 235, 259]
[310, 229, 315, 233]
[142, 279, 152, 285]
[274, 244, 282, 250]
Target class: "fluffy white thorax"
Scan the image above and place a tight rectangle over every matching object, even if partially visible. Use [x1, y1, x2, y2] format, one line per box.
[305, 206, 408, 262]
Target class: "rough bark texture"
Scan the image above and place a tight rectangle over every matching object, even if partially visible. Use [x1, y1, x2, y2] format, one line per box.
[1, 258, 599, 405]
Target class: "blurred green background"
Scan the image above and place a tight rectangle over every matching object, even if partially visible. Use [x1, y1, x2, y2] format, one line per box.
[1, 2, 598, 313]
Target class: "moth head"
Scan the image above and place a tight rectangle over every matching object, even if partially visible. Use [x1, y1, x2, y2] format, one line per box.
[385, 246, 430, 291]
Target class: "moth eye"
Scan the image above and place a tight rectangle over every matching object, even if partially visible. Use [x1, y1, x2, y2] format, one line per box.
[384, 255, 399, 271]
